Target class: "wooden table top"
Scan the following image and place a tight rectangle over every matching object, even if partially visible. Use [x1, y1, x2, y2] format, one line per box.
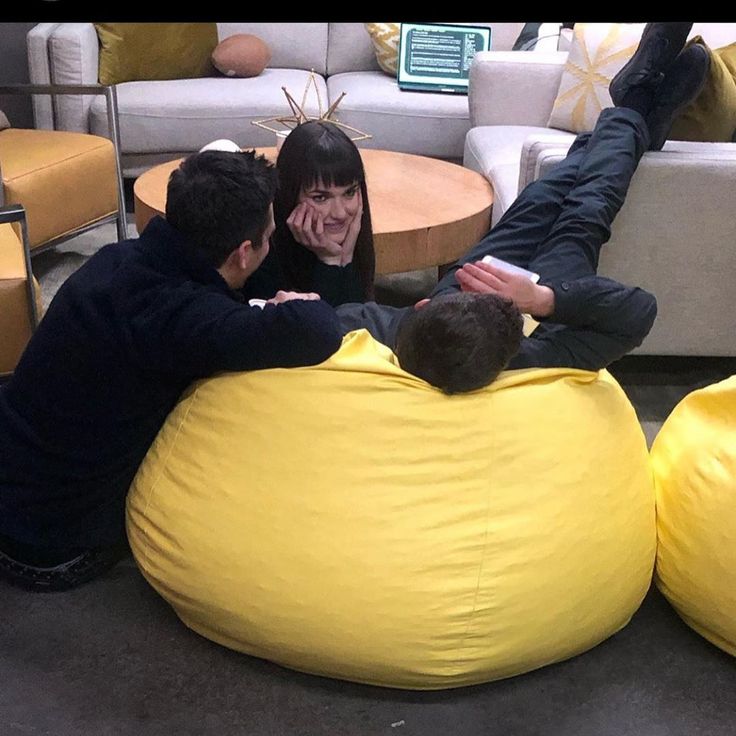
[134, 148, 493, 274]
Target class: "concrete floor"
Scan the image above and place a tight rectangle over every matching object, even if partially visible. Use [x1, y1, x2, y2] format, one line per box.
[3, 567, 735, 736]
[5, 211, 735, 735]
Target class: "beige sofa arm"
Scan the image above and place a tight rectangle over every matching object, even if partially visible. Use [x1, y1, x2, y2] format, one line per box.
[520, 137, 736, 355]
[469, 51, 567, 128]
[26, 23, 60, 130]
[42, 23, 100, 133]
[518, 135, 573, 190]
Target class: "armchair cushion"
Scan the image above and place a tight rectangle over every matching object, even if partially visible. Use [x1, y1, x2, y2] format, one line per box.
[95, 23, 218, 85]
[0, 128, 117, 249]
[0, 223, 40, 375]
[547, 23, 645, 133]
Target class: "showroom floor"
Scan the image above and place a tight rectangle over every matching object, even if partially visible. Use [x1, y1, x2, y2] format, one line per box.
[4, 208, 735, 736]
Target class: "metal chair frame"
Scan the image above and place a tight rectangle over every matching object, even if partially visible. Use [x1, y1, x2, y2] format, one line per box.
[0, 83, 128, 256]
[0, 203, 38, 331]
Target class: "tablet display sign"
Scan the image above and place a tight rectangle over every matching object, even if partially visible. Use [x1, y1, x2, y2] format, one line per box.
[397, 22, 492, 94]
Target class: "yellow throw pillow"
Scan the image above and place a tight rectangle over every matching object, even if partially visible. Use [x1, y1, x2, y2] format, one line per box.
[365, 22, 400, 76]
[548, 23, 645, 133]
[95, 23, 218, 85]
[669, 38, 736, 142]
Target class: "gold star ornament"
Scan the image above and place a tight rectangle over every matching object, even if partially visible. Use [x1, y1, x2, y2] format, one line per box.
[252, 71, 372, 142]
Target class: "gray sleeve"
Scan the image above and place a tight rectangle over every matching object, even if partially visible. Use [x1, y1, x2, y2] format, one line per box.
[335, 302, 411, 348]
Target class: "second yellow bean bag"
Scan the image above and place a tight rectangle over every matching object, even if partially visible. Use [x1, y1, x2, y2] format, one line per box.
[651, 375, 736, 656]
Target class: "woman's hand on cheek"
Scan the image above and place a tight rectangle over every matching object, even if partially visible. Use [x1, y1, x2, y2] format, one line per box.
[339, 189, 363, 266]
[287, 202, 342, 265]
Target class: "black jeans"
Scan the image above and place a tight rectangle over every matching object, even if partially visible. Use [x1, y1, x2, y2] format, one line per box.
[433, 106, 650, 295]
[337, 106, 656, 369]
[0, 533, 129, 592]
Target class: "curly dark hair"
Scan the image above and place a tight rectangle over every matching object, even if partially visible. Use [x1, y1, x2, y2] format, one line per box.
[166, 149, 277, 268]
[394, 292, 524, 394]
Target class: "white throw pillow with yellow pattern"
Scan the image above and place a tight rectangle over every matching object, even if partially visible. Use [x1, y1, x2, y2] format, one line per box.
[548, 23, 646, 133]
[365, 22, 401, 76]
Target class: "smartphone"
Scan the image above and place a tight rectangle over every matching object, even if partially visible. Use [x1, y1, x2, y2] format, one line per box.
[481, 255, 540, 284]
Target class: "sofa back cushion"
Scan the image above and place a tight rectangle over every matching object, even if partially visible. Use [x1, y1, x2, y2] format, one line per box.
[327, 23, 383, 74]
[217, 23, 328, 74]
[327, 22, 526, 75]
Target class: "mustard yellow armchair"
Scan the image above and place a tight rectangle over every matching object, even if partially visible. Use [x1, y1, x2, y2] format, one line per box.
[0, 83, 128, 375]
[0, 204, 38, 376]
[0, 83, 127, 254]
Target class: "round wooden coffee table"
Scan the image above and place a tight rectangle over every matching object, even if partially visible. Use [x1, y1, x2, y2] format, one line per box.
[134, 148, 493, 274]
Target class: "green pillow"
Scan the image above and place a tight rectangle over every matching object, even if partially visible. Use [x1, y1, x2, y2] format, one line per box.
[670, 37, 736, 143]
[95, 23, 218, 85]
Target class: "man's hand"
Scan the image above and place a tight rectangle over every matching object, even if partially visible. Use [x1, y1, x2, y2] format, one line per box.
[267, 290, 321, 304]
[456, 261, 555, 318]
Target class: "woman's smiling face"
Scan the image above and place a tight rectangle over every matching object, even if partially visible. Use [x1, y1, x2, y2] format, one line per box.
[297, 180, 361, 244]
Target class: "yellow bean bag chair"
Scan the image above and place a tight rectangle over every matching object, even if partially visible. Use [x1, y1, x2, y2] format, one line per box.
[651, 375, 736, 656]
[127, 330, 655, 689]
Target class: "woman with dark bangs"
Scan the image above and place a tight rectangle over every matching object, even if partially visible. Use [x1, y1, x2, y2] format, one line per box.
[269, 120, 375, 305]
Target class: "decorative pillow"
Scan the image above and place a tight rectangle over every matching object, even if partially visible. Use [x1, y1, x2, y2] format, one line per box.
[0, 111, 10, 131]
[95, 23, 218, 85]
[365, 23, 400, 76]
[548, 23, 645, 133]
[669, 38, 736, 143]
[211, 34, 271, 78]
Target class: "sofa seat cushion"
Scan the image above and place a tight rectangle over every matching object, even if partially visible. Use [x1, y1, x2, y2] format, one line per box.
[90, 70, 329, 154]
[0, 128, 118, 249]
[327, 72, 472, 159]
[464, 125, 572, 224]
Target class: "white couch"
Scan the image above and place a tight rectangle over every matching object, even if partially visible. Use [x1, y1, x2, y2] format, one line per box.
[27, 22, 526, 177]
[464, 23, 736, 356]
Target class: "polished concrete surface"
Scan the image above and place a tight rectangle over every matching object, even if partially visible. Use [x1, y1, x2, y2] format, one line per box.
[6, 211, 734, 735]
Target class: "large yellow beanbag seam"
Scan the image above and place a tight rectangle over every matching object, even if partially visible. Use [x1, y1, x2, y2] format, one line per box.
[127, 330, 656, 689]
[651, 376, 736, 656]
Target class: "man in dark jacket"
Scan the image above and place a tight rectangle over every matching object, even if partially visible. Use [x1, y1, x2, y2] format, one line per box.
[338, 23, 706, 393]
[0, 150, 342, 591]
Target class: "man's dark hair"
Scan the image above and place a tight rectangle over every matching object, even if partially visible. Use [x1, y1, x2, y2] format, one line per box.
[394, 292, 524, 395]
[166, 149, 277, 268]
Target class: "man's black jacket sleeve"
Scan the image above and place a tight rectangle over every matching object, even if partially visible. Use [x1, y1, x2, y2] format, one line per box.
[509, 275, 657, 371]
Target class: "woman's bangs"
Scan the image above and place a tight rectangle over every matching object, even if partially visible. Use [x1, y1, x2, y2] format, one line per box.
[304, 144, 363, 189]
